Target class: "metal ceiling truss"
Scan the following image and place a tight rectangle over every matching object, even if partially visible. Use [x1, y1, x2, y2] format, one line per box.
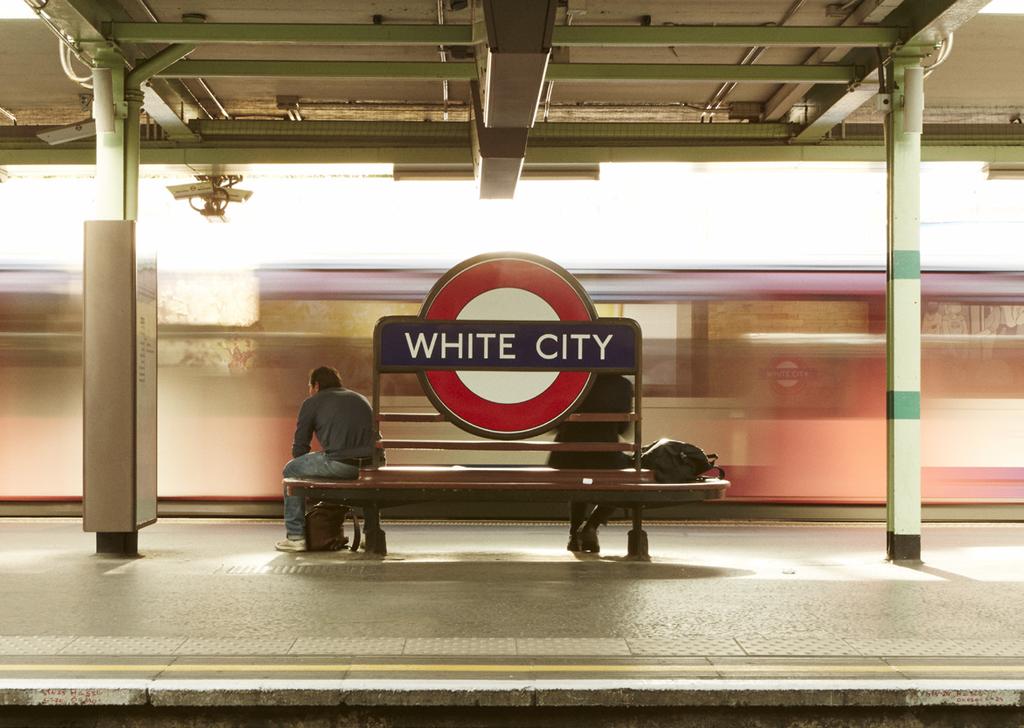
[107, 22, 902, 48]
[156, 60, 861, 85]
[13, 0, 1000, 194]
[29, 0, 206, 140]
[4, 142, 1024, 167]
[795, 0, 993, 141]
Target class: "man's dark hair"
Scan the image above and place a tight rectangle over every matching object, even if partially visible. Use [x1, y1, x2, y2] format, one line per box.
[309, 366, 342, 390]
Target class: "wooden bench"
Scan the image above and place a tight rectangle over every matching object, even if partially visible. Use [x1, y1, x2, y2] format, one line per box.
[284, 316, 729, 559]
[285, 466, 728, 559]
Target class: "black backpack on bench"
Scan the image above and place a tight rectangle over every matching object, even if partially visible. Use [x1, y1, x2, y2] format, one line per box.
[640, 438, 725, 483]
[304, 502, 361, 552]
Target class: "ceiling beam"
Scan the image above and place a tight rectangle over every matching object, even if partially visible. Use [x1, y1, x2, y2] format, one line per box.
[107, 22, 900, 48]
[108, 22, 475, 46]
[794, 0, 991, 142]
[158, 60, 859, 84]
[479, 0, 557, 129]
[160, 60, 479, 80]
[764, 0, 905, 121]
[470, 82, 528, 198]
[141, 84, 201, 142]
[186, 119, 799, 142]
[551, 25, 901, 47]
[30, 0, 207, 140]
[5, 144, 1024, 167]
[547, 63, 858, 84]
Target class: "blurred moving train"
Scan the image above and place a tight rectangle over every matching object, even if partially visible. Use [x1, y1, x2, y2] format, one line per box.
[1, 264, 1023, 511]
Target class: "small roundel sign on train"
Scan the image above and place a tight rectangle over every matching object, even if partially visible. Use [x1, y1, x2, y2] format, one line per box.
[376, 253, 640, 439]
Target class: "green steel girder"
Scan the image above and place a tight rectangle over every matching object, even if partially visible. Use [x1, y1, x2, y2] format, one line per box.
[551, 25, 901, 47]
[106, 22, 901, 47]
[108, 22, 475, 46]
[796, 0, 993, 142]
[547, 63, 858, 84]
[188, 119, 797, 143]
[127, 44, 196, 88]
[158, 59, 858, 84]
[160, 60, 479, 80]
[4, 141, 1024, 167]
[29, 0, 207, 137]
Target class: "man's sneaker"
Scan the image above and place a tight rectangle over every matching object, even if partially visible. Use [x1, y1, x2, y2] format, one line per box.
[275, 538, 306, 552]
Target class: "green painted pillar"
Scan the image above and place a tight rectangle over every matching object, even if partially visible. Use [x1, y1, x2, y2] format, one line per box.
[124, 88, 143, 221]
[885, 56, 924, 562]
[93, 50, 127, 221]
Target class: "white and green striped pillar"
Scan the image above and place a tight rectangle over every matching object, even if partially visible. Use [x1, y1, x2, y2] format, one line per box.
[885, 55, 924, 562]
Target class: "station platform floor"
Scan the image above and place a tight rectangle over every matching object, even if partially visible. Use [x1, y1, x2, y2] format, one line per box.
[2, 518, 1024, 724]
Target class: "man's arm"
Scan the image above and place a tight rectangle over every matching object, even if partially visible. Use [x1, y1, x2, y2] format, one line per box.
[291, 397, 316, 458]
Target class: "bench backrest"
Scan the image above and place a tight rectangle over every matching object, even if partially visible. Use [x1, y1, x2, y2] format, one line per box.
[371, 323, 644, 471]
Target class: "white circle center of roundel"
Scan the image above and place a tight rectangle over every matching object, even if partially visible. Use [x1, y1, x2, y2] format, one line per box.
[455, 288, 559, 404]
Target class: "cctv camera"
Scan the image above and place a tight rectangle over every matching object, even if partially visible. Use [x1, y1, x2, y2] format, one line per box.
[222, 187, 252, 203]
[36, 120, 97, 145]
[168, 175, 252, 221]
[167, 180, 216, 200]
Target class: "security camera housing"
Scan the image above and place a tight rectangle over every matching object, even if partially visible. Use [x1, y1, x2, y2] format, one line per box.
[36, 120, 97, 145]
[167, 181, 216, 200]
[166, 182, 252, 202]
[223, 188, 253, 203]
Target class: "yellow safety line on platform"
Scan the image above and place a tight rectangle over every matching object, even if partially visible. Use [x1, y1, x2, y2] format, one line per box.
[1, 663, 1024, 674]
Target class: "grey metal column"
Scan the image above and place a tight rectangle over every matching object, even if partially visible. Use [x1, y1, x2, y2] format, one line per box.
[885, 55, 924, 562]
[84, 51, 158, 556]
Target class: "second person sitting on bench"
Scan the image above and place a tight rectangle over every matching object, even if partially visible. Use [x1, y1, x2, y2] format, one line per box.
[548, 373, 634, 554]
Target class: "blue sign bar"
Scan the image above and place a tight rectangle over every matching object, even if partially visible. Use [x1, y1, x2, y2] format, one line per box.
[379, 320, 637, 370]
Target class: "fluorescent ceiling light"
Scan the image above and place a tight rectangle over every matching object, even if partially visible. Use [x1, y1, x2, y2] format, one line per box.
[986, 165, 1024, 180]
[980, 0, 1024, 13]
[0, 2, 38, 19]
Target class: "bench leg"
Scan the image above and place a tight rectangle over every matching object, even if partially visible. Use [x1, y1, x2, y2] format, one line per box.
[627, 506, 650, 561]
[363, 505, 387, 556]
[567, 501, 587, 551]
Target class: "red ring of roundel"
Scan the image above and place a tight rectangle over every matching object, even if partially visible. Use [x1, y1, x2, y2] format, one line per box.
[422, 257, 594, 437]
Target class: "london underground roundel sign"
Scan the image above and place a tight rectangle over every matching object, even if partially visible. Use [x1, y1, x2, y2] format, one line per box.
[376, 253, 639, 439]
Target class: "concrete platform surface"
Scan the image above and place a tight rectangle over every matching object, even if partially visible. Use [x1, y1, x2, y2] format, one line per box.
[0, 520, 1019, 708]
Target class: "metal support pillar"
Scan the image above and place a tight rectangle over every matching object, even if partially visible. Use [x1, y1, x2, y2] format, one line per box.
[885, 57, 924, 563]
[124, 88, 142, 221]
[84, 48, 169, 556]
[94, 52, 127, 221]
[83, 220, 157, 557]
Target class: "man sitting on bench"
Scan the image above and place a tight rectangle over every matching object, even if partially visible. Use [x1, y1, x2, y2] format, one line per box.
[276, 366, 375, 552]
[548, 373, 634, 554]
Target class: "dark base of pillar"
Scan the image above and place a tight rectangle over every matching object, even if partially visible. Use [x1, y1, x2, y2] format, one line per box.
[887, 531, 921, 562]
[96, 532, 138, 556]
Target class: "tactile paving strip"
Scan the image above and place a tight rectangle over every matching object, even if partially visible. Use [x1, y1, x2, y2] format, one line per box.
[516, 638, 631, 656]
[60, 636, 187, 655]
[405, 638, 517, 656]
[290, 637, 405, 656]
[175, 637, 297, 655]
[0, 636, 76, 655]
[224, 565, 362, 576]
[737, 634, 860, 657]
[627, 636, 746, 656]
[849, 638, 1024, 657]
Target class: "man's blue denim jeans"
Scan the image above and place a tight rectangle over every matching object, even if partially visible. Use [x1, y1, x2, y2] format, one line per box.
[282, 452, 359, 539]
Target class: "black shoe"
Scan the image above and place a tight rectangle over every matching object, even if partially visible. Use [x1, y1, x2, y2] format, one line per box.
[578, 526, 600, 554]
